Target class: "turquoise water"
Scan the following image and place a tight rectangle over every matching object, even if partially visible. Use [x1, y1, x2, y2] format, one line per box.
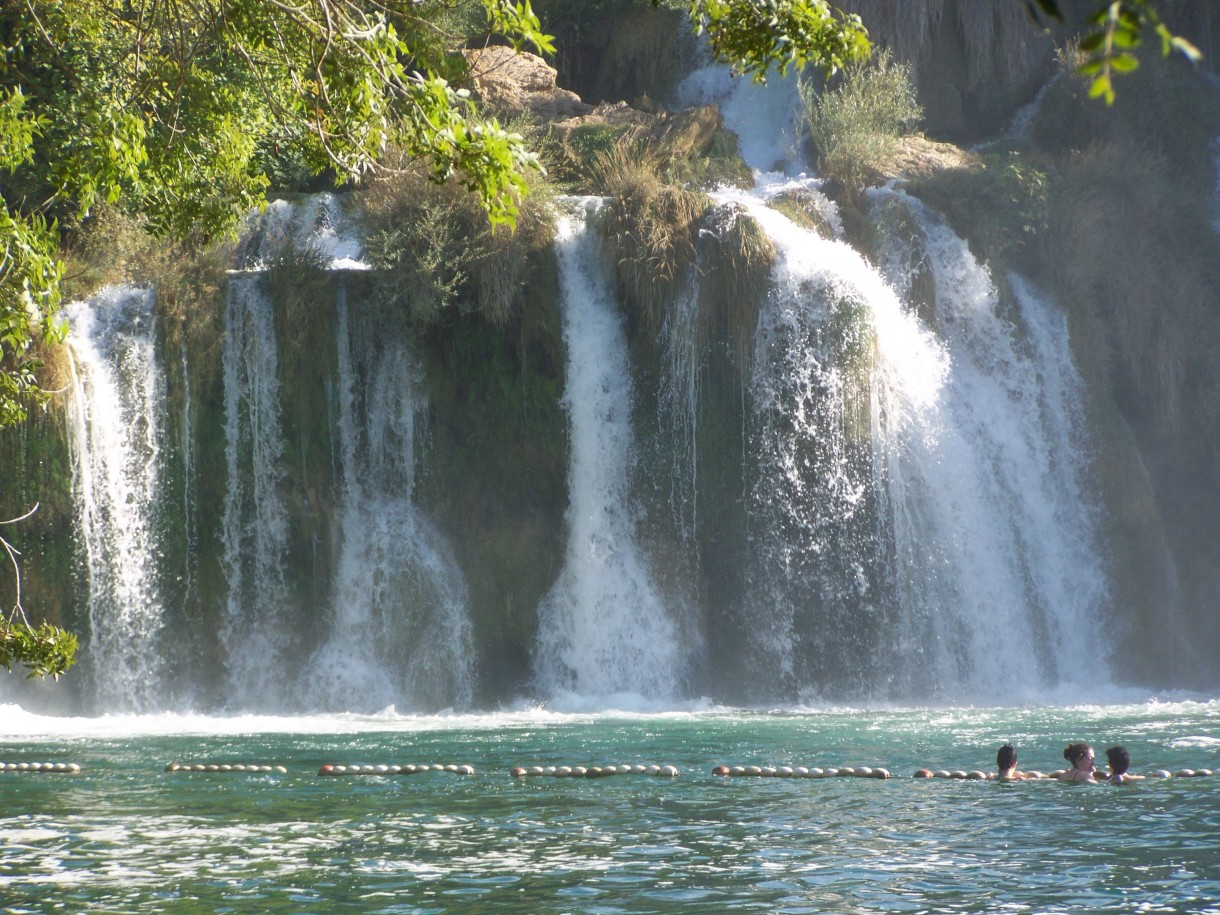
[2, 701, 1218, 913]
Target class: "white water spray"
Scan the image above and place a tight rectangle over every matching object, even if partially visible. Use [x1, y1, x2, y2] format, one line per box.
[534, 201, 687, 700]
[65, 286, 167, 711]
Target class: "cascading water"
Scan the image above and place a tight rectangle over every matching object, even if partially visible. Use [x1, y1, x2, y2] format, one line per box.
[533, 201, 689, 701]
[867, 189, 1108, 696]
[722, 184, 948, 696]
[674, 55, 805, 175]
[665, 56, 1110, 699]
[308, 291, 475, 711]
[219, 271, 293, 705]
[65, 286, 167, 711]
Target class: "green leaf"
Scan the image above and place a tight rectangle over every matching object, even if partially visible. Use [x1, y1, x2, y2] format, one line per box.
[1088, 74, 1116, 105]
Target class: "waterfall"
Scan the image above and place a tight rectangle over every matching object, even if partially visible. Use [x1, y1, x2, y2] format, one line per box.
[665, 47, 1110, 698]
[219, 273, 293, 705]
[713, 183, 1108, 700]
[65, 286, 167, 711]
[721, 186, 948, 696]
[868, 190, 1107, 696]
[656, 273, 702, 546]
[308, 290, 475, 711]
[533, 201, 688, 701]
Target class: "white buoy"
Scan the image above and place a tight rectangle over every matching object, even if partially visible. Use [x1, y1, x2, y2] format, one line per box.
[660, 765, 679, 777]
[854, 767, 873, 778]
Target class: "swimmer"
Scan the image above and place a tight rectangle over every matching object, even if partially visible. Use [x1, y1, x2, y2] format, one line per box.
[1104, 745, 1145, 784]
[1057, 743, 1096, 782]
[993, 743, 1027, 781]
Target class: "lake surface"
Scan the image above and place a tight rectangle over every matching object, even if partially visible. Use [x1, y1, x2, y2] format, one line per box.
[2, 700, 1218, 913]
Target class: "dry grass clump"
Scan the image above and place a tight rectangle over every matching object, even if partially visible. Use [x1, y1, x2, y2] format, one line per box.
[594, 139, 708, 338]
[356, 164, 555, 326]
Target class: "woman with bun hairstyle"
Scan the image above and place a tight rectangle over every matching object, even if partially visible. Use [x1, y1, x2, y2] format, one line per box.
[1057, 743, 1097, 782]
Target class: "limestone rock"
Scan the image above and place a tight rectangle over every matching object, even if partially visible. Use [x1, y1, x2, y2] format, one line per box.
[463, 46, 590, 122]
[887, 135, 979, 180]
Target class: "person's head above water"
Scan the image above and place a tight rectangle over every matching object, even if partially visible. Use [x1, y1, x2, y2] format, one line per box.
[1106, 746, 1131, 776]
[1064, 743, 1094, 769]
[997, 743, 1018, 772]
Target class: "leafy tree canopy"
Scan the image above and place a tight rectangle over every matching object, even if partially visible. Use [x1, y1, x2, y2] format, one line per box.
[0, 0, 552, 429]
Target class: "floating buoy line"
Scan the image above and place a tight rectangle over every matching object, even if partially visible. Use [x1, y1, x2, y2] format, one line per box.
[317, 764, 475, 777]
[1, 760, 1213, 780]
[510, 764, 680, 778]
[0, 762, 81, 774]
[711, 764, 891, 778]
[164, 762, 287, 773]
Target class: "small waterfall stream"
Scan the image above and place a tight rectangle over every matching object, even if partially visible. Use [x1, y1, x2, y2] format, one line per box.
[308, 290, 474, 711]
[533, 201, 688, 701]
[65, 286, 167, 711]
[219, 272, 292, 704]
[869, 190, 1107, 696]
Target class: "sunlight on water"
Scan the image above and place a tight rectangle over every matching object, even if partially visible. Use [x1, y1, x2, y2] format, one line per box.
[1, 702, 1217, 913]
